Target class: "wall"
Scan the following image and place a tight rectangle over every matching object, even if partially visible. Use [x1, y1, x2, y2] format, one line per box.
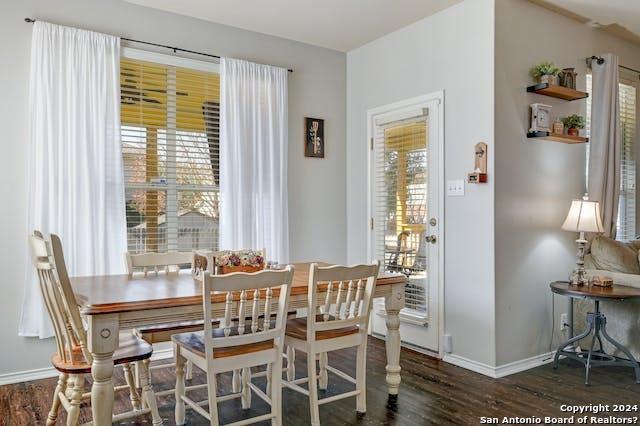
[494, 0, 640, 366]
[347, 0, 497, 366]
[0, 0, 346, 377]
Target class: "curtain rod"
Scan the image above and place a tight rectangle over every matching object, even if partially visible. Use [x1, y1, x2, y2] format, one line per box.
[587, 55, 640, 77]
[24, 18, 293, 73]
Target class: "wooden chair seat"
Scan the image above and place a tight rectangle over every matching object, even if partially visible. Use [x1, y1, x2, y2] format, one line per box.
[51, 332, 152, 374]
[172, 326, 274, 359]
[285, 315, 360, 341]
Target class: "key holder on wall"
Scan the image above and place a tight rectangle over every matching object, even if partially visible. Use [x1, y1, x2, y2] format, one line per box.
[468, 142, 488, 184]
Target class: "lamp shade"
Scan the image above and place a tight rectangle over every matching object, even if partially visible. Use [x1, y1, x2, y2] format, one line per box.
[561, 197, 605, 233]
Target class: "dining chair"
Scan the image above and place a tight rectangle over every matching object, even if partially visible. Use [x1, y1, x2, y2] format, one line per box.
[126, 250, 201, 391]
[283, 262, 380, 426]
[172, 266, 294, 426]
[29, 232, 162, 425]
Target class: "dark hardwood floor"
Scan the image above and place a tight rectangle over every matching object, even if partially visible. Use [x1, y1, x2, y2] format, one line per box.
[1, 337, 639, 425]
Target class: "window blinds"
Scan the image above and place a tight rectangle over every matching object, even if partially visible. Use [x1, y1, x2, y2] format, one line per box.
[120, 57, 220, 253]
[586, 71, 638, 241]
[373, 119, 429, 314]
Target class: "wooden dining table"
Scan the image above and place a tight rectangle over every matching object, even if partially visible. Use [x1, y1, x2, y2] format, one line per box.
[71, 262, 406, 425]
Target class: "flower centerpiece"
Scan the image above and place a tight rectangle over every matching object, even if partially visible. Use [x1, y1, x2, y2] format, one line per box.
[216, 250, 265, 274]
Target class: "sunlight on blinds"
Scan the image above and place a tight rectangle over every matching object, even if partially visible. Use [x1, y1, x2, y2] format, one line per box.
[374, 120, 428, 314]
[120, 57, 220, 253]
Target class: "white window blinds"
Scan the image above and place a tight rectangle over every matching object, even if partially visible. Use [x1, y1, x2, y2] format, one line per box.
[120, 54, 220, 253]
[373, 119, 429, 314]
[586, 71, 639, 241]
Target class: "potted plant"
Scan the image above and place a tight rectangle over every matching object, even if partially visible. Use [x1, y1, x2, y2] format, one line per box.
[562, 114, 585, 136]
[530, 61, 560, 85]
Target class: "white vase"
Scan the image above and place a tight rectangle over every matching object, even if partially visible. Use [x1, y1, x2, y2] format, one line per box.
[540, 75, 558, 86]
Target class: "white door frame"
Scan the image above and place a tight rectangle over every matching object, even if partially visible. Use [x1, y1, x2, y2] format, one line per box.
[366, 91, 445, 357]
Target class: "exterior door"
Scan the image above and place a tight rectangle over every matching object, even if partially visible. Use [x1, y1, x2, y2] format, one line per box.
[368, 94, 443, 355]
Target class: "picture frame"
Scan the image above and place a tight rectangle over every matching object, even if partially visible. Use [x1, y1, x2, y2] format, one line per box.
[304, 117, 325, 158]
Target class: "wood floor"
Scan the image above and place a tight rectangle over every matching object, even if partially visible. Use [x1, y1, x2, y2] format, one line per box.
[1, 336, 639, 425]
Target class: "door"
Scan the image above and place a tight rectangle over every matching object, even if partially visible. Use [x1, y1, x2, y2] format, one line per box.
[368, 94, 443, 355]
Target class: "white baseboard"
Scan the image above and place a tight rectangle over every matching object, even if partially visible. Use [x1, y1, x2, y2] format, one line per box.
[443, 351, 554, 378]
[0, 347, 175, 386]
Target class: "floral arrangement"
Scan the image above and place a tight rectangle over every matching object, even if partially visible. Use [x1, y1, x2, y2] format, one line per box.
[530, 61, 560, 79]
[216, 250, 264, 268]
[561, 114, 585, 129]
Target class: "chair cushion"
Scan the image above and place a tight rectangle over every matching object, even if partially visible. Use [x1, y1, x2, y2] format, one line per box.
[51, 331, 152, 374]
[590, 236, 640, 274]
[285, 315, 360, 341]
[172, 326, 274, 359]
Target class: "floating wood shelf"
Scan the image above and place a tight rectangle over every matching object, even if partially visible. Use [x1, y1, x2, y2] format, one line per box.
[526, 83, 589, 101]
[527, 131, 588, 144]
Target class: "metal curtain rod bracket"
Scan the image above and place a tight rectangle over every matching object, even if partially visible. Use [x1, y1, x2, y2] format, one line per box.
[24, 17, 293, 73]
[586, 55, 640, 78]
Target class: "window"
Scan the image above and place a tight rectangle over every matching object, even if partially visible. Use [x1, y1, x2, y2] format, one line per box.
[586, 70, 639, 241]
[120, 50, 220, 253]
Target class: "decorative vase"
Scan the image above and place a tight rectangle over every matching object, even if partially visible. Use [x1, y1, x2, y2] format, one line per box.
[558, 68, 577, 89]
[540, 74, 558, 86]
[567, 128, 579, 136]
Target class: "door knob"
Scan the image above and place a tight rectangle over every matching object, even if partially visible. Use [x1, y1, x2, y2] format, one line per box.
[426, 235, 437, 244]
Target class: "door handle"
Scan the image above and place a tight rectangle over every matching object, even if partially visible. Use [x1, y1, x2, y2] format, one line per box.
[426, 235, 437, 244]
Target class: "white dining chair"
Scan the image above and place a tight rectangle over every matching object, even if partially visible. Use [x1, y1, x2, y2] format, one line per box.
[283, 262, 380, 426]
[172, 266, 294, 426]
[30, 232, 162, 425]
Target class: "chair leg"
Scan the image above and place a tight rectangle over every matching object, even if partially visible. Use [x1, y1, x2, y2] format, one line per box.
[47, 373, 68, 426]
[122, 363, 142, 410]
[175, 344, 186, 426]
[241, 367, 252, 409]
[185, 360, 193, 381]
[307, 351, 321, 426]
[139, 359, 163, 425]
[266, 363, 273, 396]
[318, 352, 328, 390]
[232, 369, 241, 393]
[66, 374, 84, 426]
[135, 361, 142, 388]
[207, 366, 219, 426]
[356, 341, 367, 414]
[286, 346, 296, 381]
[270, 358, 282, 426]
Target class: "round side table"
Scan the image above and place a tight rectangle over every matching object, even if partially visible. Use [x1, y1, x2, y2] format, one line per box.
[550, 281, 640, 385]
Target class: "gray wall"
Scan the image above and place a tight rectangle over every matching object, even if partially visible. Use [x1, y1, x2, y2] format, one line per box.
[347, 0, 497, 366]
[0, 0, 346, 376]
[494, 0, 640, 365]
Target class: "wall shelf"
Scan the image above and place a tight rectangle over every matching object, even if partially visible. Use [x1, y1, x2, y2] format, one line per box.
[526, 83, 589, 101]
[527, 131, 588, 144]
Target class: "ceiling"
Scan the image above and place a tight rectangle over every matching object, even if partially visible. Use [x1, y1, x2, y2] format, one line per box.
[531, 0, 640, 45]
[123, 0, 463, 52]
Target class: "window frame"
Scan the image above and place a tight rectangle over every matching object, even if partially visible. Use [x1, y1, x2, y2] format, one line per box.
[121, 48, 220, 253]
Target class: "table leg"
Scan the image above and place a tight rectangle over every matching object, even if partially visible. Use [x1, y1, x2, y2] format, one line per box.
[87, 314, 119, 426]
[384, 283, 405, 396]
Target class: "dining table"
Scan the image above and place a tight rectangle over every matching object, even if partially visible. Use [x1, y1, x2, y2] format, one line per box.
[71, 261, 407, 426]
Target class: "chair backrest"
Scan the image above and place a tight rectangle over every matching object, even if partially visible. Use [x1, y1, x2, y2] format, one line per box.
[125, 251, 195, 277]
[29, 232, 91, 364]
[201, 266, 293, 360]
[307, 262, 380, 341]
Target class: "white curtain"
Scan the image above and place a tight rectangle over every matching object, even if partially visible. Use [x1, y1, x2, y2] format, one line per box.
[19, 22, 125, 338]
[219, 58, 289, 263]
[588, 53, 621, 238]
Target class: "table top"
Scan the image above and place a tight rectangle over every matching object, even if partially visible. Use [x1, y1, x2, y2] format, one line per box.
[550, 281, 640, 300]
[71, 262, 406, 315]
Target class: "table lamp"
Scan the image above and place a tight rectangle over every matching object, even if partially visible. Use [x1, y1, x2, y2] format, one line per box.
[561, 194, 604, 286]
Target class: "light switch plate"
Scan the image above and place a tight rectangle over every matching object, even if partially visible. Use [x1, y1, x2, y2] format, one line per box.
[447, 179, 465, 196]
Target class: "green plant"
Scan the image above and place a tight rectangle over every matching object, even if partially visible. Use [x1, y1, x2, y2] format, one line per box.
[530, 61, 560, 79]
[562, 114, 586, 129]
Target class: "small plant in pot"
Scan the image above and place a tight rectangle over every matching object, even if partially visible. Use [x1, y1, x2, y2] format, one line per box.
[530, 61, 560, 85]
[562, 114, 585, 136]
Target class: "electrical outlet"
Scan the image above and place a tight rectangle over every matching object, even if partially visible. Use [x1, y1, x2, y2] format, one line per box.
[560, 313, 568, 331]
